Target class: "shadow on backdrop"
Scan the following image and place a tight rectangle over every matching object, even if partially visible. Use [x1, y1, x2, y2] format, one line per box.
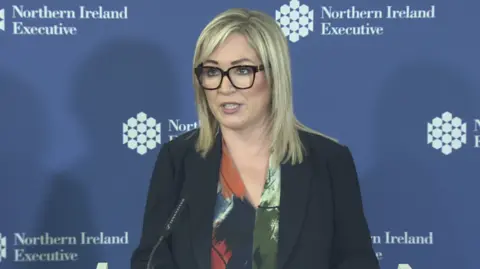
[0, 72, 97, 269]
[0, 76, 102, 268]
[29, 173, 102, 269]
[362, 62, 476, 268]
[68, 38, 180, 268]
[0, 71, 47, 206]
[0, 72, 50, 269]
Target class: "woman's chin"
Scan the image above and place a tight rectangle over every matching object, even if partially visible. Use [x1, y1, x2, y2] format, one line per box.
[218, 118, 248, 131]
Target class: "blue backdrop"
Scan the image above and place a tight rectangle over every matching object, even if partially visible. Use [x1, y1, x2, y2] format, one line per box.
[1, 0, 479, 268]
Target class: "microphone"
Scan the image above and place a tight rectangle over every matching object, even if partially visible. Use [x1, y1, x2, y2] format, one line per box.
[146, 197, 187, 269]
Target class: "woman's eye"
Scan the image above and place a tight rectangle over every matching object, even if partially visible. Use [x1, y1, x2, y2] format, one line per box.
[205, 68, 219, 76]
[236, 67, 252, 75]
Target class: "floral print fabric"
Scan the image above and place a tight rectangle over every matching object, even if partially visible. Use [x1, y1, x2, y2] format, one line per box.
[211, 143, 281, 269]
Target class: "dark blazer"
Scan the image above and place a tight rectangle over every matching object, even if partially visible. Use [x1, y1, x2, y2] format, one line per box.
[131, 129, 379, 269]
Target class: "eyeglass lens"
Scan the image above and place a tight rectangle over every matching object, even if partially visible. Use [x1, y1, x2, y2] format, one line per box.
[198, 66, 256, 89]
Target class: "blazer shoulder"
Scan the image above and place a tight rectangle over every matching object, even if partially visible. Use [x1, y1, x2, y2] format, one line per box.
[168, 128, 198, 146]
[299, 129, 348, 157]
[160, 128, 199, 157]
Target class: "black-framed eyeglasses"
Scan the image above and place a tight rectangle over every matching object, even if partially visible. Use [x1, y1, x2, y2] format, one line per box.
[194, 64, 265, 90]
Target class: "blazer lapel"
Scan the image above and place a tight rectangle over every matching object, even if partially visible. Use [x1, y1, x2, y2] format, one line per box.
[277, 138, 313, 269]
[183, 132, 222, 269]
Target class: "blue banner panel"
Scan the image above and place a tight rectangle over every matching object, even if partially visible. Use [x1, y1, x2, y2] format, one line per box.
[0, 0, 478, 268]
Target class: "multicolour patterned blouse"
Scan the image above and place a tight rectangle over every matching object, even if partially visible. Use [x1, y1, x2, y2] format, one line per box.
[211, 143, 281, 269]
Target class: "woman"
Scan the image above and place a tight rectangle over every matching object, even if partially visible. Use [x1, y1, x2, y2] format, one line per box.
[131, 8, 379, 269]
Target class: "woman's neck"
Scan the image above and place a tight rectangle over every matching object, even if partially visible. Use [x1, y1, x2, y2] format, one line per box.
[220, 125, 271, 157]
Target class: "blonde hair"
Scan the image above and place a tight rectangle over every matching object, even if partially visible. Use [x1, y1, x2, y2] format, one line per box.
[192, 8, 335, 165]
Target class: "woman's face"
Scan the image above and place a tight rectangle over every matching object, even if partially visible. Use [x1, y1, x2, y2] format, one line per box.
[201, 33, 270, 131]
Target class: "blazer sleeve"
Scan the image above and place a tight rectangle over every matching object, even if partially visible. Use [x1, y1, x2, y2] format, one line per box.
[328, 145, 380, 269]
[131, 142, 180, 269]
